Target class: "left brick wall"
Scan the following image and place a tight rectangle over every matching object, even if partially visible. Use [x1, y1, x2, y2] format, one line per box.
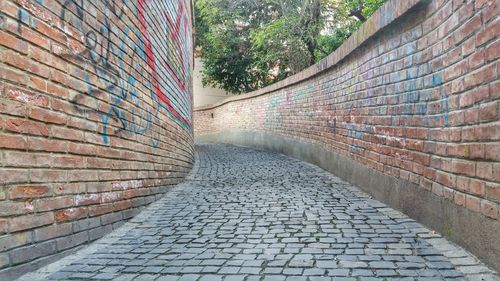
[0, 0, 195, 278]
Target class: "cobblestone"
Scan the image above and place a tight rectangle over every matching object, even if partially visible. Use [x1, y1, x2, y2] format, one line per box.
[18, 144, 499, 280]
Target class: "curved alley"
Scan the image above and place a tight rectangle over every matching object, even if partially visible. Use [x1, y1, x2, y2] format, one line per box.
[20, 144, 498, 281]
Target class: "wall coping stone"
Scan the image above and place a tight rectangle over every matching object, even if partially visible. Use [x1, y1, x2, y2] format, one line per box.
[194, 0, 428, 111]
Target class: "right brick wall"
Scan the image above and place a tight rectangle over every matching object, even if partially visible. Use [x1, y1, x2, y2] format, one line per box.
[194, 0, 499, 269]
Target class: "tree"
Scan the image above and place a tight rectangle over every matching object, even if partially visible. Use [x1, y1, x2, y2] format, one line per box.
[195, 0, 386, 94]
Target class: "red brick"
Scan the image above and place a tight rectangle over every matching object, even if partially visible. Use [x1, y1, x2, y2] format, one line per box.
[33, 19, 67, 45]
[484, 143, 500, 160]
[463, 63, 496, 89]
[87, 158, 112, 169]
[480, 200, 498, 219]
[27, 137, 67, 153]
[29, 76, 48, 93]
[18, 25, 50, 50]
[468, 49, 484, 69]
[0, 67, 26, 85]
[3, 50, 50, 78]
[450, 159, 475, 176]
[485, 182, 500, 201]
[68, 142, 97, 156]
[0, 200, 34, 216]
[476, 162, 493, 180]
[51, 126, 84, 141]
[474, 122, 500, 140]
[6, 117, 49, 136]
[475, 0, 489, 9]
[0, 169, 29, 184]
[30, 170, 67, 183]
[454, 191, 466, 206]
[47, 83, 68, 99]
[100, 192, 123, 203]
[0, 134, 27, 149]
[4, 150, 52, 167]
[464, 107, 479, 123]
[444, 60, 468, 80]
[0, 219, 7, 234]
[74, 194, 101, 206]
[436, 171, 456, 187]
[9, 186, 51, 199]
[28, 107, 67, 125]
[470, 144, 486, 159]
[454, 14, 482, 45]
[493, 163, 500, 181]
[114, 200, 132, 211]
[468, 179, 485, 196]
[54, 183, 86, 195]
[50, 69, 70, 87]
[52, 155, 85, 168]
[88, 204, 114, 217]
[9, 212, 54, 232]
[476, 18, 500, 46]
[67, 170, 98, 182]
[35, 196, 74, 212]
[485, 40, 500, 62]
[491, 81, 500, 99]
[461, 37, 475, 56]
[55, 207, 88, 223]
[5, 86, 49, 107]
[30, 46, 62, 72]
[465, 195, 481, 212]
[67, 117, 97, 132]
[481, 0, 498, 22]
[479, 101, 498, 121]
[86, 182, 112, 193]
[0, 30, 28, 54]
[442, 186, 455, 200]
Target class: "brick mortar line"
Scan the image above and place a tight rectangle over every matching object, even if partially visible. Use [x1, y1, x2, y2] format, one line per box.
[302, 160, 500, 280]
[14, 164, 200, 281]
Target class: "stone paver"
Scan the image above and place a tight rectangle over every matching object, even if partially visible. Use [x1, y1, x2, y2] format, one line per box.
[19, 143, 499, 281]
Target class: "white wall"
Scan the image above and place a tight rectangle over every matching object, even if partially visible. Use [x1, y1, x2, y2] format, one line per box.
[193, 57, 230, 107]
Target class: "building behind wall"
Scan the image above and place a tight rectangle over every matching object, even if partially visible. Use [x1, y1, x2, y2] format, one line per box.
[193, 49, 230, 108]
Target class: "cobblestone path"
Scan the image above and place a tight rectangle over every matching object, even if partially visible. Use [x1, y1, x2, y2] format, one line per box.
[23, 144, 499, 281]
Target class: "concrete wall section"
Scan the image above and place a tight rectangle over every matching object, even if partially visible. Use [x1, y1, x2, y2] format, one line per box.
[0, 0, 194, 278]
[194, 0, 500, 271]
[193, 57, 230, 107]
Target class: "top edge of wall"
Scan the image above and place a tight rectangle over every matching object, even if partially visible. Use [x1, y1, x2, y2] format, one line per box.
[194, 0, 428, 112]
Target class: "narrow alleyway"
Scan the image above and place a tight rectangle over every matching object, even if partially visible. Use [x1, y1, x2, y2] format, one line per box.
[21, 144, 498, 281]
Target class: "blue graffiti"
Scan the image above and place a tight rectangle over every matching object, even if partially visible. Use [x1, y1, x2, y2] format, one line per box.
[61, 0, 192, 147]
[265, 96, 282, 129]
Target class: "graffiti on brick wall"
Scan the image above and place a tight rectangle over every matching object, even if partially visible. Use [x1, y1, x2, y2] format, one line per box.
[264, 96, 282, 129]
[137, 0, 193, 126]
[27, 0, 193, 146]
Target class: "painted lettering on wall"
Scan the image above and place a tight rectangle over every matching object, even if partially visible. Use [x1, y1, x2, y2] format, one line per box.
[48, 0, 192, 146]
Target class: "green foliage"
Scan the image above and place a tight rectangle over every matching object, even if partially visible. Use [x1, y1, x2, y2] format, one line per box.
[354, 0, 387, 19]
[196, 0, 387, 94]
[315, 28, 352, 61]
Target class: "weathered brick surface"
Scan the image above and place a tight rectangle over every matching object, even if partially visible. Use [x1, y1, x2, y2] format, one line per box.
[0, 0, 194, 274]
[195, 0, 499, 223]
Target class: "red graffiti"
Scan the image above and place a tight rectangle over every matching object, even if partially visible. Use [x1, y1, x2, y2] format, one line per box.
[164, 1, 190, 95]
[137, 0, 191, 127]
